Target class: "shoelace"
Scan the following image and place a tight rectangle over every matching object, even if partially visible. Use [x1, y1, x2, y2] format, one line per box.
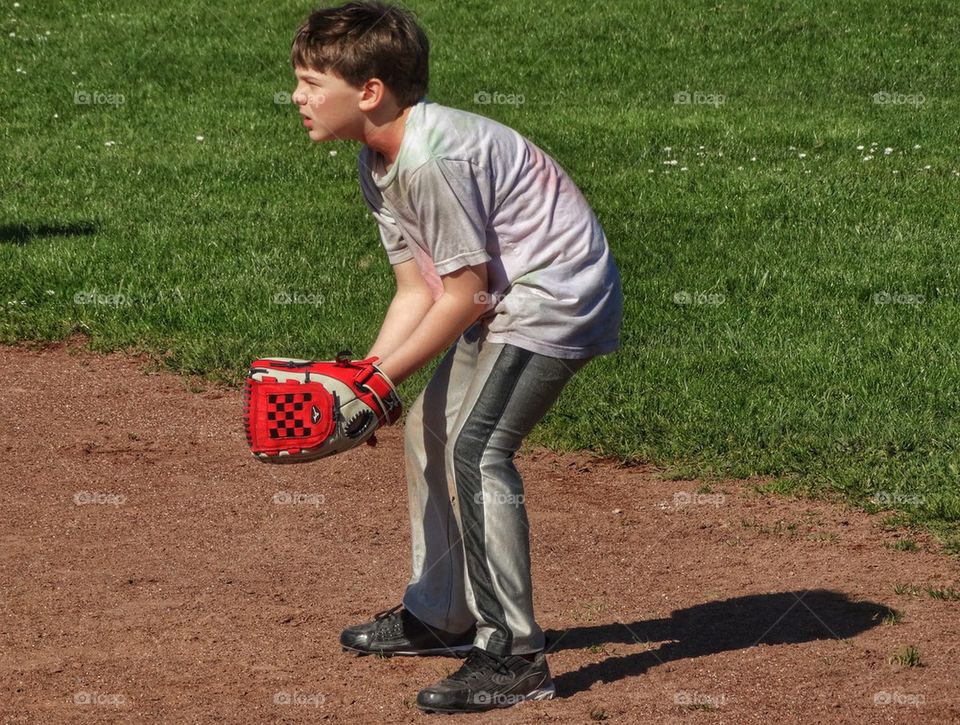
[374, 604, 403, 620]
[372, 604, 405, 635]
[449, 647, 512, 683]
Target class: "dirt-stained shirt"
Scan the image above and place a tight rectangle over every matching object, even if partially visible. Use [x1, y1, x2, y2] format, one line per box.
[358, 97, 622, 360]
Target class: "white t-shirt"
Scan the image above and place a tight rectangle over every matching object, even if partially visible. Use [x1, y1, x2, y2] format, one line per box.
[358, 97, 622, 359]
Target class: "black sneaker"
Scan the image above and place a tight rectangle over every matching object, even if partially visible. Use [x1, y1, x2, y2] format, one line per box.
[415, 646, 556, 713]
[340, 604, 475, 657]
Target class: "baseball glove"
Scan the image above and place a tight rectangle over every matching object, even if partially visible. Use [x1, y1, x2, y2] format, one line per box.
[243, 352, 402, 463]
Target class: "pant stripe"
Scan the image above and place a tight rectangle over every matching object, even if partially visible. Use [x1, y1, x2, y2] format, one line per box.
[452, 344, 535, 656]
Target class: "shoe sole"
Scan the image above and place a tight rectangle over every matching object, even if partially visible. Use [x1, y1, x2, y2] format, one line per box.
[416, 683, 556, 713]
[341, 643, 475, 658]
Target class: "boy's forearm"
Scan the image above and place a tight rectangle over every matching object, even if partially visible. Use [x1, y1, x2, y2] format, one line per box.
[366, 290, 437, 363]
[377, 294, 484, 385]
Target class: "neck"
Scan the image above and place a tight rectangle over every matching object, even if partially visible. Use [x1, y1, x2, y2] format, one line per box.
[365, 104, 413, 168]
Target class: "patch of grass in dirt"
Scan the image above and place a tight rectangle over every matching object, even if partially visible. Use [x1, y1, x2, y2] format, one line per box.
[877, 607, 903, 626]
[888, 645, 924, 668]
[893, 583, 960, 601]
[884, 538, 919, 552]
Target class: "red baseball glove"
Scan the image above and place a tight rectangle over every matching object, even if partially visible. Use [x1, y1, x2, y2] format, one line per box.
[243, 352, 402, 463]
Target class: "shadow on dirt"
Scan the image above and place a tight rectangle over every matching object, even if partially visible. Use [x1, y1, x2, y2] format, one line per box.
[545, 589, 889, 696]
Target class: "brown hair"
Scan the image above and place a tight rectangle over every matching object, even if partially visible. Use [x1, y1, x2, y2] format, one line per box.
[291, 1, 429, 108]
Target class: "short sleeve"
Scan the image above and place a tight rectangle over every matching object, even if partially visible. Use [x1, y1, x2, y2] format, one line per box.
[407, 158, 493, 276]
[358, 153, 414, 266]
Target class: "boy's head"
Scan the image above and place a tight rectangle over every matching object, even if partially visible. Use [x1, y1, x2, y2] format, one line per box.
[291, 1, 429, 142]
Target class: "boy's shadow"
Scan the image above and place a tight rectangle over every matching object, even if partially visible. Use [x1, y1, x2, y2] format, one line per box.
[544, 589, 889, 697]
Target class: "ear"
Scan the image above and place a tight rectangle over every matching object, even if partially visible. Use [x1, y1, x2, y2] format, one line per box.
[358, 78, 386, 112]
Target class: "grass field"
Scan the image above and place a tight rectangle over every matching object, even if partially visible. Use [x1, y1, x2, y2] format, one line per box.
[2, 1, 959, 550]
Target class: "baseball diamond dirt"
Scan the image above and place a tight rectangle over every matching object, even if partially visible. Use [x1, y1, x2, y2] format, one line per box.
[2, 338, 958, 723]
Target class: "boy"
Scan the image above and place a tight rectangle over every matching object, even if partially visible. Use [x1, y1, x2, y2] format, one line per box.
[289, 0, 623, 714]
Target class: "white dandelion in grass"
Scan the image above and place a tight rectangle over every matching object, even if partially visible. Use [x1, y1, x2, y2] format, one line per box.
[913, 144, 921, 149]
[663, 159, 678, 165]
[856, 145, 865, 150]
[195, 135, 204, 142]
[862, 155, 873, 161]
[798, 153, 807, 159]
[329, 150, 337, 156]
[884, 147, 893, 155]
[663, 146, 672, 152]
[104, 141, 116, 147]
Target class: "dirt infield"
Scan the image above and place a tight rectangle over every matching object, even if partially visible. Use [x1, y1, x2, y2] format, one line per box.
[2, 340, 958, 723]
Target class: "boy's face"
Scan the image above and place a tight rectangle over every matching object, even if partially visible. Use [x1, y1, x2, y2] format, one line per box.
[292, 66, 363, 142]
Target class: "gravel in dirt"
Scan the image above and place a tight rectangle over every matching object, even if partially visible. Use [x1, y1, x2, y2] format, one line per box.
[2, 340, 958, 723]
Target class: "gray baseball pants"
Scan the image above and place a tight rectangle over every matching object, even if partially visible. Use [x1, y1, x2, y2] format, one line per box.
[400, 319, 590, 656]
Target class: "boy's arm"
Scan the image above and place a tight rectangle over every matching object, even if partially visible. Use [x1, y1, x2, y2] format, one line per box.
[375, 263, 487, 386]
[365, 258, 436, 363]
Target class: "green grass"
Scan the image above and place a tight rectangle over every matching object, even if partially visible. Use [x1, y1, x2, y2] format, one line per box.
[2, 1, 960, 551]
[878, 607, 903, 626]
[888, 645, 923, 668]
[893, 583, 960, 600]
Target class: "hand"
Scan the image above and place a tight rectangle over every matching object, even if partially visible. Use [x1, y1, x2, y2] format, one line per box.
[244, 355, 403, 463]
